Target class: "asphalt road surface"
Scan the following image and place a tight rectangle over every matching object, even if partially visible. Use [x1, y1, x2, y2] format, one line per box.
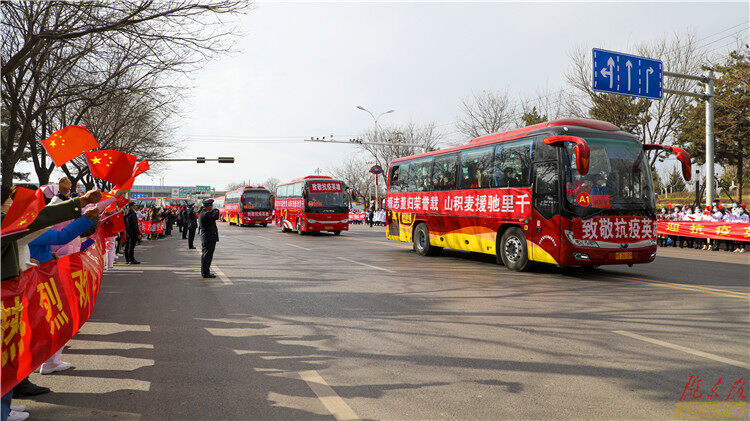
[16, 223, 750, 420]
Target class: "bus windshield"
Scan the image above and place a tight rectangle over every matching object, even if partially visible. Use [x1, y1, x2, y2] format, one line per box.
[563, 137, 654, 212]
[242, 190, 273, 210]
[306, 181, 348, 213]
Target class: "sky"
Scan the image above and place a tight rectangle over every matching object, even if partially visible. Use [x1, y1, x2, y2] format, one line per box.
[41, 1, 750, 190]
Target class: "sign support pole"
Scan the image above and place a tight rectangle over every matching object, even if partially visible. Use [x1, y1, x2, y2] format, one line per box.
[705, 70, 715, 207]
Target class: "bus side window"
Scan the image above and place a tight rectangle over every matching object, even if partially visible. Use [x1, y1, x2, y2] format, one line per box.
[394, 163, 409, 193]
[389, 164, 402, 193]
[431, 154, 457, 191]
[533, 161, 559, 219]
[408, 157, 433, 192]
[459, 146, 493, 189]
[293, 182, 303, 197]
[494, 140, 532, 188]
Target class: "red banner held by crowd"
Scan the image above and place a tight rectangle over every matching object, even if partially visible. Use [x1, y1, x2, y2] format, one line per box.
[657, 221, 750, 241]
[1, 231, 105, 395]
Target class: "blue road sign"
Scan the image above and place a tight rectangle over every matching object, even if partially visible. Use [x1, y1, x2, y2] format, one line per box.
[131, 193, 147, 199]
[592, 48, 663, 100]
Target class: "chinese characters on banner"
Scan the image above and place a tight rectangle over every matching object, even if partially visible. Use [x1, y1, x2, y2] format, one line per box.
[308, 182, 342, 193]
[1, 231, 105, 395]
[245, 211, 270, 217]
[658, 221, 750, 242]
[275, 198, 304, 209]
[575, 216, 656, 242]
[386, 188, 532, 219]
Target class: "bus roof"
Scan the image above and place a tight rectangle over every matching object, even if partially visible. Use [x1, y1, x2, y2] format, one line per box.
[281, 175, 337, 185]
[228, 186, 269, 193]
[392, 118, 622, 164]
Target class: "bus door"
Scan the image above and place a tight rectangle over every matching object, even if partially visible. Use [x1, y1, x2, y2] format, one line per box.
[530, 160, 560, 264]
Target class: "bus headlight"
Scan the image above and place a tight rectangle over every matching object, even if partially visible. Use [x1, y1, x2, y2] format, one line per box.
[564, 230, 599, 248]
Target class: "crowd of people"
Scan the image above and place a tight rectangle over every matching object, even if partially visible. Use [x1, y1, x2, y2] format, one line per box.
[656, 200, 748, 252]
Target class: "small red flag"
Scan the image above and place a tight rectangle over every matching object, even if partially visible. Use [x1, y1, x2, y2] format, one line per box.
[100, 212, 126, 237]
[119, 160, 149, 190]
[1, 187, 46, 235]
[40, 126, 100, 167]
[85, 150, 136, 187]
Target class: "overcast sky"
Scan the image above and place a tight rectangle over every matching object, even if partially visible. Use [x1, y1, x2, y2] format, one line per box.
[43, 1, 750, 190]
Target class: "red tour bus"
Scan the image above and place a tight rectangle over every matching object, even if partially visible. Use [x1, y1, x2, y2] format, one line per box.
[385, 118, 691, 271]
[213, 196, 226, 221]
[224, 186, 274, 227]
[275, 175, 349, 235]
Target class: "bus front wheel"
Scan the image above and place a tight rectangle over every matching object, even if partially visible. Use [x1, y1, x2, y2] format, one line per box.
[261, 223, 267, 227]
[499, 227, 532, 271]
[413, 223, 441, 256]
[296, 219, 305, 235]
[280, 218, 290, 233]
[333, 230, 341, 236]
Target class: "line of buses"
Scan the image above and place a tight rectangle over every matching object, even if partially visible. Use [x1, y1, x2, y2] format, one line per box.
[210, 118, 692, 271]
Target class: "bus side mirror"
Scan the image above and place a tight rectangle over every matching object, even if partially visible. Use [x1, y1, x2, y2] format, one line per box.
[643, 144, 691, 181]
[543, 135, 590, 175]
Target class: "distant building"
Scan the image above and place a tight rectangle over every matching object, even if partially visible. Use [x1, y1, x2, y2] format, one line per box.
[128, 185, 227, 200]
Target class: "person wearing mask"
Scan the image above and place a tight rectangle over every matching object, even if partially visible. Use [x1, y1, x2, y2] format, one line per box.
[186, 203, 198, 249]
[123, 202, 141, 264]
[198, 199, 220, 278]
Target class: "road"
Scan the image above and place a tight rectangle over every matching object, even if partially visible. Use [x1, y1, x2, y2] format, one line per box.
[16, 223, 750, 419]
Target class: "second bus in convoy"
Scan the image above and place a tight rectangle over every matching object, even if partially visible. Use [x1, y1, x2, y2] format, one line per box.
[385, 118, 691, 271]
[275, 175, 349, 235]
[224, 186, 274, 227]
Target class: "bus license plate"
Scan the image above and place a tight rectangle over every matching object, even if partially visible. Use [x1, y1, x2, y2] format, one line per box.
[614, 252, 633, 260]
[325, 226, 333, 230]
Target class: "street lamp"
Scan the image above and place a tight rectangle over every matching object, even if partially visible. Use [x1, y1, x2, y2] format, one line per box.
[357, 106, 394, 210]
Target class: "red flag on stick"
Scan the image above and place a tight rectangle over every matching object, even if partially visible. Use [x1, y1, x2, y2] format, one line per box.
[118, 160, 150, 190]
[85, 150, 137, 187]
[40, 126, 100, 167]
[0, 187, 46, 236]
[100, 212, 126, 237]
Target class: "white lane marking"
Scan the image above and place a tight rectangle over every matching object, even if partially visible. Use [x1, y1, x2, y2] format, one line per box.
[299, 370, 359, 421]
[286, 243, 311, 251]
[257, 235, 271, 240]
[213, 266, 233, 285]
[337, 257, 395, 273]
[614, 330, 749, 369]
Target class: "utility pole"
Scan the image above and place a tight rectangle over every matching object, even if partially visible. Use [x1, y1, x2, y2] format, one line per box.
[663, 70, 715, 207]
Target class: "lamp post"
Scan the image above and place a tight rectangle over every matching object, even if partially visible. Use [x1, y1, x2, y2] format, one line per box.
[357, 106, 394, 205]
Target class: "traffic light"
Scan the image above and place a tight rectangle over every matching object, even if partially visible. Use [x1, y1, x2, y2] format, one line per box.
[196, 157, 206, 163]
[218, 157, 234, 163]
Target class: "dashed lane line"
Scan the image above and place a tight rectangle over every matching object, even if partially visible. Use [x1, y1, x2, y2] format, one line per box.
[286, 243, 312, 251]
[257, 235, 271, 240]
[299, 370, 359, 421]
[614, 330, 749, 369]
[213, 266, 233, 285]
[337, 256, 395, 273]
[609, 275, 749, 299]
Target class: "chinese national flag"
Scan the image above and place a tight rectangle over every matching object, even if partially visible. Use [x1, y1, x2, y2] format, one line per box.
[1, 187, 46, 235]
[40, 126, 100, 167]
[85, 150, 137, 187]
[100, 212, 126, 237]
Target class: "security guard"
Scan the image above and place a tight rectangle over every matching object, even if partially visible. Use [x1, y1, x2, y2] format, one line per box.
[186, 203, 198, 249]
[198, 198, 220, 278]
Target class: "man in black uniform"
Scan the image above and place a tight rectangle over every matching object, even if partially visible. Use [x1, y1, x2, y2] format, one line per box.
[180, 205, 187, 238]
[123, 202, 141, 264]
[198, 199, 220, 278]
[186, 203, 198, 249]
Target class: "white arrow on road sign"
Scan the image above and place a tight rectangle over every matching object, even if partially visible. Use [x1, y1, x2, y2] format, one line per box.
[625, 60, 633, 90]
[600, 57, 615, 89]
[646, 67, 654, 93]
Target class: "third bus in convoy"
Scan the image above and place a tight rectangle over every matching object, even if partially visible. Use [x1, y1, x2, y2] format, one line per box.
[224, 186, 274, 227]
[275, 175, 349, 235]
[385, 118, 691, 271]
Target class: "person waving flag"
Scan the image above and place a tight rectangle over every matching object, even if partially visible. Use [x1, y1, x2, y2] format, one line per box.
[85, 150, 137, 187]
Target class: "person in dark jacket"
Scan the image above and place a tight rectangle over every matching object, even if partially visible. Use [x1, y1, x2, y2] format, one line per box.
[180, 206, 188, 239]
[123, 202, 141, 264]
[186, 204, 198, 249]
[198, 199, 220, 278]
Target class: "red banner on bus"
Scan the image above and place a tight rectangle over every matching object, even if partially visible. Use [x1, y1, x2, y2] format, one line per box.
[309, 181, 342, 193]
[657, 221, 750, 241]
[573, 216, 656, 242]
[1, 231, 105, 395]
[387, 188, 532, 219]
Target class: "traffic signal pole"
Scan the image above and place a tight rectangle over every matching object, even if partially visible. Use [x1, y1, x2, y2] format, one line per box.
[663, 70, 715, 207]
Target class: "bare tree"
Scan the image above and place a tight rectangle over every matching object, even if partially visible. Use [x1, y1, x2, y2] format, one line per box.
[260, 177, 280, 194]
[456, 89, 516, 139]
[357, 121, 443, 186]
[329, 156, 376, 203]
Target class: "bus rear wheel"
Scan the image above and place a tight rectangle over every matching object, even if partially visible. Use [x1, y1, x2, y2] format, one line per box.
[499, 227, 532, 271]
[413, 223, 441, 256]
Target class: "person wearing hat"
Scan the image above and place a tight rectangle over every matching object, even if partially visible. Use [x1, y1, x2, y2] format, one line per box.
[198, 199, 220, 278]
[186, 203, 198, 249]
